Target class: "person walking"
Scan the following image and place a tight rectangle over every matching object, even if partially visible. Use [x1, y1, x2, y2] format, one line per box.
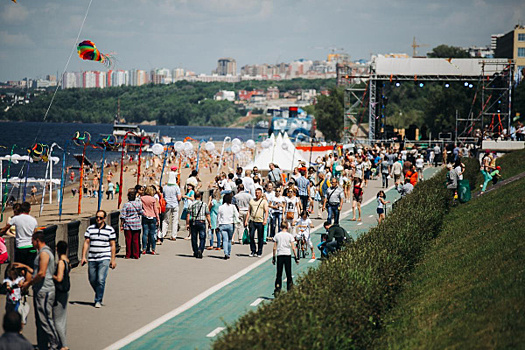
[272, 222, 298, 296]
[217, 193, 238, 260]
[20, 231, 60, 350]
[185, 191, 211, 259]
[141, 186, 160, 255]
[52, 241, 70, 350]
[245, 188, 269, 257]
[207, 189, 222, 250]
[160, 169, 182, 241]
[233, 184, 251, 243]
[120, 189, 143, 259]
[295, 170, 310, 214]
[322, 180, 344, 225]
[81, 210, 117, 308]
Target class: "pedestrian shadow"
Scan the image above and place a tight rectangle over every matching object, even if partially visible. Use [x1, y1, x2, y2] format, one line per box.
[235, 253, 252, 258]
[69, 301, 95, 307]
[206, 255, 225, 260]
[176, 254, 197, 258]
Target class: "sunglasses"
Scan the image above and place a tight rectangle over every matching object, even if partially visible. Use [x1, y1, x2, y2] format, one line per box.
[96, 216, 105, 219]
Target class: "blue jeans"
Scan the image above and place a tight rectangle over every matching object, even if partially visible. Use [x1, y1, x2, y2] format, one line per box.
[209, 228, 222, 248]
[142, 217, 157, 253]
[88, 259, 110, 303]
[191, 221, 207, 255]
[327, 204, 340, 225]
[220, 224, 234, 257]
[270, 212, 282, 238]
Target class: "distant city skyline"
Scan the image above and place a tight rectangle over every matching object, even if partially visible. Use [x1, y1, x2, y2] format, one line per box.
[0, 0, 524, 81]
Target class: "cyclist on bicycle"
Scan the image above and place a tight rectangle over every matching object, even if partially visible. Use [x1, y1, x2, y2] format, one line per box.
[293, 211, 315, 259]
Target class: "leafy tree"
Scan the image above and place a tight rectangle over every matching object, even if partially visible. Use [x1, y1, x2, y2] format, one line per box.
[427, 45, 470, 58]
[314, 87, 344, 141]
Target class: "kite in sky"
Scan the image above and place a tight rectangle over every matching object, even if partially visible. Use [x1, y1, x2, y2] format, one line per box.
[77, 40, 114, 67]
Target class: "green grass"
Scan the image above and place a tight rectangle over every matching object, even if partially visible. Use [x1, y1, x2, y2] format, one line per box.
[375, 176, 525, 349]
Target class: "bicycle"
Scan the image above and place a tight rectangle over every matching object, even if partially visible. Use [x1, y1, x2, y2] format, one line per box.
[295, 233, 309, 260]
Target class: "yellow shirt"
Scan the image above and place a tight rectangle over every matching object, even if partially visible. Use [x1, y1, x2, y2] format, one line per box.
[248, 198, 268, 222]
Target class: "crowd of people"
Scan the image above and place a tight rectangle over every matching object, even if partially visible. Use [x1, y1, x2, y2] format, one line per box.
[0, 139, 490, 349]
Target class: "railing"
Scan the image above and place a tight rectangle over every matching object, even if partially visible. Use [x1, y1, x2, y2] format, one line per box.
[42, 225, 57, 255]
[67, 220, 80, 268]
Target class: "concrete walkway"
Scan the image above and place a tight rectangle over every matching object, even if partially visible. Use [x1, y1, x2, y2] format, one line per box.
[4, 167, 440, 350]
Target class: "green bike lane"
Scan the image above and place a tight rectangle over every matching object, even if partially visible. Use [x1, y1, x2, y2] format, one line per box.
[112, 167, 439, 350]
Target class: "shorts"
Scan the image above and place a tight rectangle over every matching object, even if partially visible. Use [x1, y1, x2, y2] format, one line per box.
[353, 194, 362, 203]
[377, 208, 384, 215]
[364, 170, 371, 180]
[394, 174, 401, 183]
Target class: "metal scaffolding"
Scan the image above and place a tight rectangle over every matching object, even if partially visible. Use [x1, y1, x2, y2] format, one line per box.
[456, 60, 514, 144]
[336, 63, 370, 143]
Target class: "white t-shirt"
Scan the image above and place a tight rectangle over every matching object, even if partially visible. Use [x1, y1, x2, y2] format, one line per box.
[274, 231, 294, 256]
[295, 218, 312, 238]
[415, 158, 424, 169]
[270, 196, 285, 214]
[9, 214, 38, 248]
[455, 166, 464, 180]
[220, 179, 232, 192]
[284, 197, 300, 215]
[355, 162, 363, 179]
[242, 177, 255, 197]
[3, 276, 24, 302]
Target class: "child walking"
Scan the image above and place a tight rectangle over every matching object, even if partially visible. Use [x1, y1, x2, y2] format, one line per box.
[376, 190, 390, 224]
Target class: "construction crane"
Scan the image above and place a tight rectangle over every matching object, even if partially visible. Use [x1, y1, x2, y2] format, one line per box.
[411, 37, 429, 57]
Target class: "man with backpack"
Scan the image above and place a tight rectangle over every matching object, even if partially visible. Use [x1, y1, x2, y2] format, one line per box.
[323, 221, 352, 254]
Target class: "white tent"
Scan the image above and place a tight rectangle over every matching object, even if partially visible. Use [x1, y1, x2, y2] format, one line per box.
[247, 133, 306, 171]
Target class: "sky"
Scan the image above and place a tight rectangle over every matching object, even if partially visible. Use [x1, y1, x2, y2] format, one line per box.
[0, 0, 524, 81]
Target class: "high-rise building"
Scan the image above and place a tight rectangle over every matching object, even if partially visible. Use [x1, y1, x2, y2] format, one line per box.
[495, 25, 525, 71]
[491, 34, 503, 52]
[216, 58, 237, 76]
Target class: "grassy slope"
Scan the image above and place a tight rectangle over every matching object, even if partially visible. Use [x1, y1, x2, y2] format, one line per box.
[375, 176, 525, 349]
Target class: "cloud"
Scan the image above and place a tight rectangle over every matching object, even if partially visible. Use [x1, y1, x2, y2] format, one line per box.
[0, 31, 34, 47]
[0, 3, 29, 23]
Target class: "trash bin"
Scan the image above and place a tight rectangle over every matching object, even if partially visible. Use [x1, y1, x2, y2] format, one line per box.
[458, 179, 471, 203]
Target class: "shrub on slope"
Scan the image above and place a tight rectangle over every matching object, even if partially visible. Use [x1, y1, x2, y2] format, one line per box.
[213, 171, 450, 349]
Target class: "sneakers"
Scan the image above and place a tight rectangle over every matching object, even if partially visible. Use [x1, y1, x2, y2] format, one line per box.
[150, 251, 159, 255]
[257, 254, 262, 258]
[206, 247, 214, 250]
[312, 253, 316, 260]
[249, 252, 255, 257]
[94, 302, 102, 308]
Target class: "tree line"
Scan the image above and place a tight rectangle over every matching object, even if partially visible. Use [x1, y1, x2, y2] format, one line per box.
[0, 78, 335, 127]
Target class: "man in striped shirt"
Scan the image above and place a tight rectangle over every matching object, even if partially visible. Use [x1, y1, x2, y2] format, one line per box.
[81, 210, 117, 308]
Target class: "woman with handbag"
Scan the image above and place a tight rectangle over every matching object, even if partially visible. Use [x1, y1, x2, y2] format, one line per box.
[283, 188, 301, 235]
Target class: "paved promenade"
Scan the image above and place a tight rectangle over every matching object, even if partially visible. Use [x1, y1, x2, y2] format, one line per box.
[3, 167, 440, 350]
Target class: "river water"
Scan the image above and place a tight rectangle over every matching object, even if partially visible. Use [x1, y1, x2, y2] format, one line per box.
[0, 121, 257, 197]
